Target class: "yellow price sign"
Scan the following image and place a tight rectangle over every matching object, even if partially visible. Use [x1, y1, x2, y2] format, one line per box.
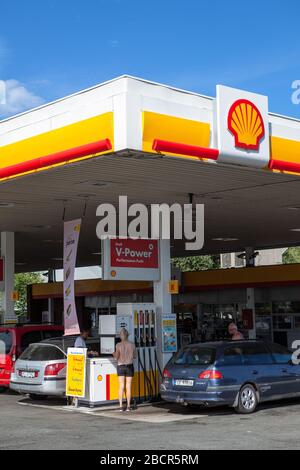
[168, 280, 179, 295]
[11, 291, 20, 302]
[66, 348, 87, 398]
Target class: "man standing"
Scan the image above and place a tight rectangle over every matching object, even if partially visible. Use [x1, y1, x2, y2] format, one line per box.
[74, 328, 89, 349]
[228, 322, 244, 341]
[74, 328, 99, 357]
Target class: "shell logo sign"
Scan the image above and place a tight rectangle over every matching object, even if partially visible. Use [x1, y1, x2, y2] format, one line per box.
[216, 85, 270, 169]
[227, 99, 265, 151]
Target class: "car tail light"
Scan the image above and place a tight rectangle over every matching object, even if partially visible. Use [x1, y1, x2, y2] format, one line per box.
[11, 345, 17, 363]
[44, 363, 66, 377]
[163, 368, 172, 379]
[11, 362, 15, 373]
[199, 370, 223, 380]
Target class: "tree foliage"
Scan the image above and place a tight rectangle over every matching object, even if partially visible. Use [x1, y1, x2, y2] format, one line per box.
[283, 247, 300, 265]
[172, 255, 220, 272]
[14, 272, 45, 317]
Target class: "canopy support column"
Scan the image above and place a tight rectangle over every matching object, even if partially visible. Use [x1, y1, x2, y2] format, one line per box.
[153, 239, 173, 371]
[1, 232, 16, 323]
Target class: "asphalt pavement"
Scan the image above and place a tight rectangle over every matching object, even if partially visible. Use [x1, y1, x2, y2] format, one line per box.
[0, 390, 299, 450]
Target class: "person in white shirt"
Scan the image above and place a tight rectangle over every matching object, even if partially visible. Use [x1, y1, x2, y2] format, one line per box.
[74, 329, 89, 349]
[74, 329, 99, 357]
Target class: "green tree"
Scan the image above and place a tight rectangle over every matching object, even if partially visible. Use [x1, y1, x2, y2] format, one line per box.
[283, 247, 300, 264]
[172, 255, 220, 272]
[14, 272, 45, 317]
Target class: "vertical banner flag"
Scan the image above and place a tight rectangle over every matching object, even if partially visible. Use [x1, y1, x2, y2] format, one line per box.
[63, 219, 82, 335]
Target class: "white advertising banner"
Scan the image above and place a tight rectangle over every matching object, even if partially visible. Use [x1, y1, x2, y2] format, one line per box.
[216, 85, 270, 169]
[63, 219, 81, 335]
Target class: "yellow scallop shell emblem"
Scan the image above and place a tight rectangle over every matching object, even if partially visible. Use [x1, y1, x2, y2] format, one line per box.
[228, 99, 265, 151]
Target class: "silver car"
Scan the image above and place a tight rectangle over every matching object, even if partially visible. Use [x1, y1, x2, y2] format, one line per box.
[10, 339, 67, 399]
[10, 336, 99, 400]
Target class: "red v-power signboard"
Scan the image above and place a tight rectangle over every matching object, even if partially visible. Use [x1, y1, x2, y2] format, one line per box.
[102, 238, 160, 281]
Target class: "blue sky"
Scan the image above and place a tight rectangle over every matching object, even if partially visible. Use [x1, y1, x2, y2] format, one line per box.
[0, 0, 299, 118]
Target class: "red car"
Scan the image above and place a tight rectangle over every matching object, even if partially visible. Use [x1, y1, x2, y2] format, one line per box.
[0, 324, 64, 391]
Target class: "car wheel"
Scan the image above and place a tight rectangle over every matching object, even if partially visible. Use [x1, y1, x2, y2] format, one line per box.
[29, 394, 48, 401]
[0, 387, 6, 393]
[235, 384, 258, 414]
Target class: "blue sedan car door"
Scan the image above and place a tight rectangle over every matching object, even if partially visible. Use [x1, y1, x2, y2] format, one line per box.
[217, 344, 275, 402]
[268, 343, 300, 399]
[238, 343, 278, 401]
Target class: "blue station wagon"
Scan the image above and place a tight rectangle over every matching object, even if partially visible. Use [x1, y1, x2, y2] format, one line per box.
[161, 341, 300, 413]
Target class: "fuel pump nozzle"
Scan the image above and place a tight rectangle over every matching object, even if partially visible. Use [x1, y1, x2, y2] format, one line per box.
[150, 310, 156, 346]
[134, 310, 140, 347]
[138, 310, 145, 347]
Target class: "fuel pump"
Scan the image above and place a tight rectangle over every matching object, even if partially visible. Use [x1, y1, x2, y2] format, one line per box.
[79, 304, 159, 408]
[116, 303, 158, 402]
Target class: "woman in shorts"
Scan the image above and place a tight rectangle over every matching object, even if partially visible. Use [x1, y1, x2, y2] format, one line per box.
[113, 328, 137, 412]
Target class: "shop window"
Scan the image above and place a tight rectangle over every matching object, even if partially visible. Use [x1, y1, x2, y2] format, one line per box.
[21, 331, 43, 352]
[255, 303, 272, 316]
[272, 301, 300, 314]
[291, 302, 300, 313]
[273, 315, 293, 330]
[42, 330, 64, 340]
[256, 317, 273, 342]
[98, 308, 110, 316]
[200, 303, 242, 342]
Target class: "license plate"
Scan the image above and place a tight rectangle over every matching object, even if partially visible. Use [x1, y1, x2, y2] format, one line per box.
[19, 370, 38, 379]
[174, 379, 194, 387]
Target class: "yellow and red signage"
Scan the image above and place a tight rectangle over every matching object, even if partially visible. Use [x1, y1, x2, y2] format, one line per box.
[1, 76, 300, 181]
[102, 238, 160, 281]
[168, 280, 179, 295]
[0, 112, 114, 181]
[216, 85, 270, 169]
[66, 348, 87, 398]
[227, 99, 265, 151]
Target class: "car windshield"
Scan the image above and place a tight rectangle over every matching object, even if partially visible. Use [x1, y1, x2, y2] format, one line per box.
[173, 346, 216, 366]
[0, 331, 13, 355]
[19, 344, 65, 361]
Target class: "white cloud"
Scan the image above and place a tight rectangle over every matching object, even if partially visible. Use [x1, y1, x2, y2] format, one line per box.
[109, 39, 119, 48]
[0, 79, 45, 118]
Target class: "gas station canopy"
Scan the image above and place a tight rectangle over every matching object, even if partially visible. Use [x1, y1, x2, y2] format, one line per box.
[0, 75, 299, 272]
